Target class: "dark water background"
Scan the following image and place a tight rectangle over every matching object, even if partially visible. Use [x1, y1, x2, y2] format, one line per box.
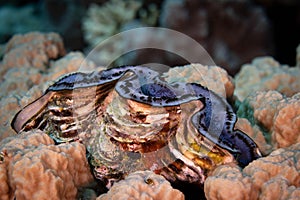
[0, 0, 299, 75]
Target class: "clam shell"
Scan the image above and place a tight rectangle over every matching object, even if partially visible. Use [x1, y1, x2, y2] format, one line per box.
[11, 65, 261, 187]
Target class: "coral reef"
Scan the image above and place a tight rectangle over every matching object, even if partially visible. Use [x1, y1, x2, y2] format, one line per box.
[2, 32, 65, 73]
[83, 0, 272, 74]
[204, 142, 300, 200]
[81, 0, 143, 66]
[82, 0, 143, 47]
[82, 0, 159, 47]
[164, 63, 235, 98]
[237, 91, 300, 150]
[1, 31, 299, 199]
[0, 32, 65, 98]
[234, 57, 300, 101]
[81, 0, 273, 71]
[235, 117, 272, 156]
[97, 171, 184, 200]
[234, 50, 300, 154]
[0, 32, 96, 141]
[0, 130, 94, 200]
[159, 0, 272, 74]
[205, 47, 300, 199]
[81, 0, 159, 66]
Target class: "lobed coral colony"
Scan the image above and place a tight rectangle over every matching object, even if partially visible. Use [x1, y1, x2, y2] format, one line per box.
[0, 30, 300, 199]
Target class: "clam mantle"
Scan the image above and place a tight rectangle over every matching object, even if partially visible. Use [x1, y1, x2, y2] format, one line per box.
[11, 65, 261, 187]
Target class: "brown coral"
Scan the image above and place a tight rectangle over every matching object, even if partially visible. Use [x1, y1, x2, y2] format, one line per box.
[97, 171, 184, 200]
[235, 118, 272, 155]
[0, 130, 94, 200]
[204, 164, 255, 200]
[165, 63, 235, 98]
[234, 57, 300, 101]
[0, 32, 65, 100]
[204, 142, 300, 200]
[238, 90, 300, 149]
[1, 32, 65, 74]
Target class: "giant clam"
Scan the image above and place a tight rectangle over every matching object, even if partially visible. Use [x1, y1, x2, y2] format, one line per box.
[12, 65, 261, 188]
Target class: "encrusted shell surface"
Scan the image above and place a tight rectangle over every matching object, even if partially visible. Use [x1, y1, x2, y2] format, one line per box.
[11, 65, 261, 188]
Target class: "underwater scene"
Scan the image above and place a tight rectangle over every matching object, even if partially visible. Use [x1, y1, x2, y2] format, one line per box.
[0, 0, 300, 199]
